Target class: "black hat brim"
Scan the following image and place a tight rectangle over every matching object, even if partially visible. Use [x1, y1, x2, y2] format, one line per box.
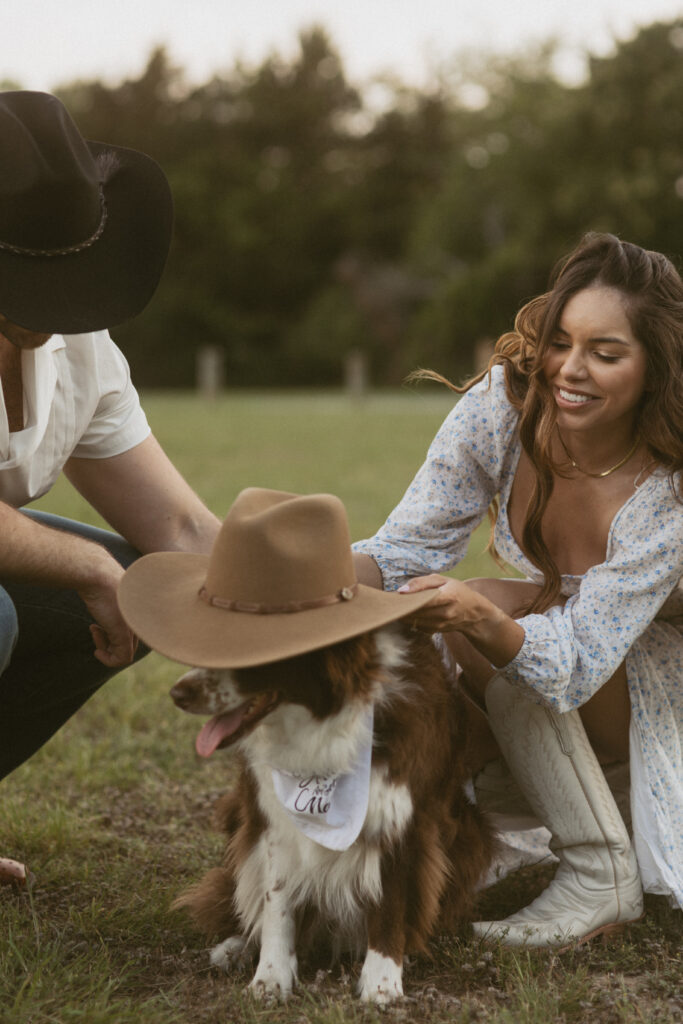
[0, 140, 173, 334]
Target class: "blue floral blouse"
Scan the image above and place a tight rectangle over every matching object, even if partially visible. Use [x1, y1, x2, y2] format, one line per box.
[353, 365, 683, 908]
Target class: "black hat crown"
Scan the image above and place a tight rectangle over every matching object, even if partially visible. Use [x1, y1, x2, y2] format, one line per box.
[0, 92, 106, 256]
[0, 90, 173, 333]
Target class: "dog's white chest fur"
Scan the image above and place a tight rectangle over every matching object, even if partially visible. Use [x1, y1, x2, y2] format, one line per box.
[236, 689, 413, 939]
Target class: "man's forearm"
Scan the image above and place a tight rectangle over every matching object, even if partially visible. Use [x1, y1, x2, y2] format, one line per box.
[0, 503, 122, 589]
[0, 503, 139, 667]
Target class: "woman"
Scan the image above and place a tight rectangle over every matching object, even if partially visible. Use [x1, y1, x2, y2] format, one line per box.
[353, 233, 682, 947]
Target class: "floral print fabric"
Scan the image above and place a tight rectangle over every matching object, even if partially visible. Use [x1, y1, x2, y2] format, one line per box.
[353, 366, 683, 907]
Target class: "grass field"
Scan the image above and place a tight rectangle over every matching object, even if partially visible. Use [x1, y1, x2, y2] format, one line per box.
[0, 389, 680, 1024]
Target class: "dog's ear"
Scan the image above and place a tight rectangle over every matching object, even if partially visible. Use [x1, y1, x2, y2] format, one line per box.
[318, 632, 382, 710]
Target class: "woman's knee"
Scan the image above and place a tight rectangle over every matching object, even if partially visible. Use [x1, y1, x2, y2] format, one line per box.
[0, 588, 18, 674]
[464, 577, 544, 618]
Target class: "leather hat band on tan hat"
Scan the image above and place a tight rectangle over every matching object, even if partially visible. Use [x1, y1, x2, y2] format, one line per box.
[197, 582, 358, 615]
[118, 488, 435, 669]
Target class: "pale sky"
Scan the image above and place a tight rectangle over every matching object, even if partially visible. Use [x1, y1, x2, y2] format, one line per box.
[4, 0, 683, 93]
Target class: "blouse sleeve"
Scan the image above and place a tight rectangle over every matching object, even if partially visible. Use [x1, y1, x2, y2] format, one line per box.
[352, 365, 520, 591]
[501, 473, 683, 711]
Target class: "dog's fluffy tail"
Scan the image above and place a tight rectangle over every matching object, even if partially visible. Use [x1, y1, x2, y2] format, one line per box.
[172, 787, 247, 939]
[173, 867, 241, 940]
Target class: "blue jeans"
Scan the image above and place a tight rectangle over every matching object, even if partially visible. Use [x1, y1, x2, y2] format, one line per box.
[0, 510, 147, 781]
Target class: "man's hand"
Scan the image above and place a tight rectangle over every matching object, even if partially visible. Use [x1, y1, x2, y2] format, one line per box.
[79, 564, 138, 667]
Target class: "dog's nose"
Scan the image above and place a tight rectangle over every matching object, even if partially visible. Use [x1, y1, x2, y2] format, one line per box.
[170, 679, 196, 710]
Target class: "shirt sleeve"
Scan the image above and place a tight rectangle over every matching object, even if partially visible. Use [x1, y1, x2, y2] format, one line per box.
[352, 365, 520, 590]
[501, 473, 683, 711]
[70, 332, 151, 459]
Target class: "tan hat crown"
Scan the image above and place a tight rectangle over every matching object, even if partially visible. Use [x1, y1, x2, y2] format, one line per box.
[118, 486, 437, 667]
[202, 489, 358, 613]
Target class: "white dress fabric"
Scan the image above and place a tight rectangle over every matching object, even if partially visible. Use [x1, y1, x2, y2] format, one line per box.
[353, 365, 683, 908]
[0, 331, 150, 507]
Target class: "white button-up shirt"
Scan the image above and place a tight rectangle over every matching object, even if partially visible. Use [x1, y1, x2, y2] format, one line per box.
[0, 331, 150, 508]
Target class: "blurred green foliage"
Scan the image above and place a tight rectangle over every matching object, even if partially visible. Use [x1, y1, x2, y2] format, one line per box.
[40, 19, 683, 387]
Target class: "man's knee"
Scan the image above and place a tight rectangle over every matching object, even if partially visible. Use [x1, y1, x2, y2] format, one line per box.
[0, 588, 18, 674]
[21, 509, 141, 570]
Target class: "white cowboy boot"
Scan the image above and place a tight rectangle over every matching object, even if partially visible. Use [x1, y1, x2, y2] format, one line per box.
[473, 675, 643, 949]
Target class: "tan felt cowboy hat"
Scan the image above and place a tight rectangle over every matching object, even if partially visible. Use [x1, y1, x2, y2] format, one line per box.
[0, 90, 173, 333]
[118, 488, 435, 668]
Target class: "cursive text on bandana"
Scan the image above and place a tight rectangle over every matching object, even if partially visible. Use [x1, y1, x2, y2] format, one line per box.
[270, 709, 373, 851]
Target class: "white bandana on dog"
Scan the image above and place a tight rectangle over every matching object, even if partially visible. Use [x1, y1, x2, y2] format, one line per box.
[270, 710, 373, 851]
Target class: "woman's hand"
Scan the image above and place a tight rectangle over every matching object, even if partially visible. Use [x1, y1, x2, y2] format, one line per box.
[398, 574, 484, 633]
[398, 574, 525, 666]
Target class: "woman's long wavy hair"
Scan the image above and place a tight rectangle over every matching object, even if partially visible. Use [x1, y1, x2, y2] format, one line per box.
[414, 232, 683, 612]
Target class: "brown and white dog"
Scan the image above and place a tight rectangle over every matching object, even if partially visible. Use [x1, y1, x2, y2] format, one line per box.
[117, 488, 495, 1004]
[170, 624, 494, 1005]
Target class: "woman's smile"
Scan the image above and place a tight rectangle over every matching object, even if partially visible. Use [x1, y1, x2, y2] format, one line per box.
[555, 386, 597, 407]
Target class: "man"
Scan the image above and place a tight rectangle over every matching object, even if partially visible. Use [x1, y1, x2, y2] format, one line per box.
[0, 91, 220, 803]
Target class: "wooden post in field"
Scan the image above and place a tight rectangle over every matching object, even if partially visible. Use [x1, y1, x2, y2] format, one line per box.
[344, 349, 368, 399]
[197, 346, 225, 398]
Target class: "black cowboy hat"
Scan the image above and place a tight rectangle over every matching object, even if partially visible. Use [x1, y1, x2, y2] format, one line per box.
[0, 91, 173, 334]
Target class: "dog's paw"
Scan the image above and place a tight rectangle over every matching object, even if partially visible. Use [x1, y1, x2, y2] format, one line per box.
[357, 950, 404, 1005]
[248, 960, 296, 1002]
[209, 935, 251, 973]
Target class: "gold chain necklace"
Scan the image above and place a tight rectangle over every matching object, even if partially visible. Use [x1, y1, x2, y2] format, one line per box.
[557, 430, 640, 479]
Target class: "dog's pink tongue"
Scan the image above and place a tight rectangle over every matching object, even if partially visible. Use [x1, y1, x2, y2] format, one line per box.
[196, 710, 245, 758]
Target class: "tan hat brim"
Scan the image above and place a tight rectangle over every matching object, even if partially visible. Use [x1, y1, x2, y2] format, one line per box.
[118, 552, 438, 668]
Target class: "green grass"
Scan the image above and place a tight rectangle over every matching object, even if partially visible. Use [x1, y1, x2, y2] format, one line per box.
[31, 387, 500, 575]
[1, 389, 680, 1024]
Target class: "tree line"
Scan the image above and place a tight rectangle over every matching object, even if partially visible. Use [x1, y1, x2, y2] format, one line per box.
[10, 19, 683, 387]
